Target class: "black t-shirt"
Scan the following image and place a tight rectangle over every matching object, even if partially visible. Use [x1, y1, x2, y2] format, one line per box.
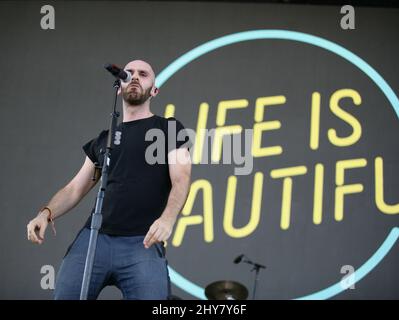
[82, 115, 190, 236]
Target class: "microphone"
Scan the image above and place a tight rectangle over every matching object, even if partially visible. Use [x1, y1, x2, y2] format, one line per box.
[104, 63, 132, 83]
[234, 254, 244, 264]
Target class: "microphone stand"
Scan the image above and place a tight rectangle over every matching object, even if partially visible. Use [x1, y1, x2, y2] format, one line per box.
[80, 79, 121, 300]
[241, 257, 266, 300]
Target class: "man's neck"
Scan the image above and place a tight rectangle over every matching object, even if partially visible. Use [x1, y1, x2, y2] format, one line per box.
[122, 101, 153, 122]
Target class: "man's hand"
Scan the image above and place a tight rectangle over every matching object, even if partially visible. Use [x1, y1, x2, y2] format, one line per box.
[143, 216, 176, 249]
[27, 212, 48, 244]
[143, 147, 191, 249]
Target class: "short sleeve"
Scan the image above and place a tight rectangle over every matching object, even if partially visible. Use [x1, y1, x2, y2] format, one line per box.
[82, 138, 98, 164]
[82, 130, 108, 164]
[166, 117, 192, 153]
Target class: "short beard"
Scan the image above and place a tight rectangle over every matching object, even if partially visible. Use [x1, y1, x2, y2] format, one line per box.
[122, 86, 152, 105]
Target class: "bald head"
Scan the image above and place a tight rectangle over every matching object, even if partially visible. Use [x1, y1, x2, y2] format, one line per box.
[120, 59, 159, 106]
[124, 60, 156, 83]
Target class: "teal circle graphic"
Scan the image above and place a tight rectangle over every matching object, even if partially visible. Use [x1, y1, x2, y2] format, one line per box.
[155, 30, 399, 300]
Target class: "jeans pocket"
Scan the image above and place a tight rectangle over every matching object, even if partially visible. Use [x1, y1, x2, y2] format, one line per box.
[63, 228, 86, 258]
[154, 242, 166, 258]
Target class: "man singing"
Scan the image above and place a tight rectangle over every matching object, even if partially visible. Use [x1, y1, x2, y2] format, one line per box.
[26, 60, 192, 299]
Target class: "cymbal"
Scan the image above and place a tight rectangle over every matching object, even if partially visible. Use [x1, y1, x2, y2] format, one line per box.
[205, 280, 248, 300]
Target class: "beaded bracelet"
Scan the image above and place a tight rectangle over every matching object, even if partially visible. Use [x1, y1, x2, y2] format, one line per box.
[39, 206, 56, 236]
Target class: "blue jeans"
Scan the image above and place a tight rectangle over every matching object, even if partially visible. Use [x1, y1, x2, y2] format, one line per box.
[54, 228, 171, 300]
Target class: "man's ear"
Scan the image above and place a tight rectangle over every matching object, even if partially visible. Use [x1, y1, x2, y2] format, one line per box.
[152, 86, 159, 97]
[117, 87, 121, 95]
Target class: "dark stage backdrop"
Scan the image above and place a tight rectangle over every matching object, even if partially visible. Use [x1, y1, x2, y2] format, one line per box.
[0, 1, 398, 299]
